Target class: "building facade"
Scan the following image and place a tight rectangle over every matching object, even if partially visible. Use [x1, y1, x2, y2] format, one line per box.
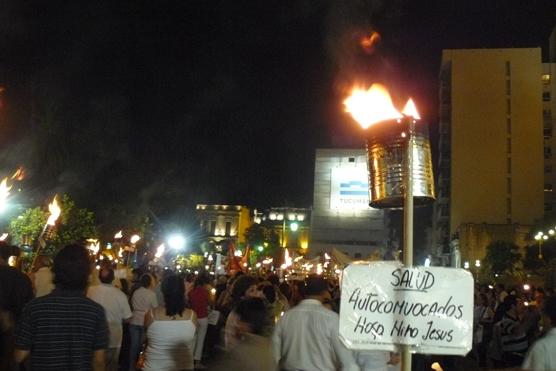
[256, 207, 310, 252]
[434, 48, 545, 263]
[196, 204, 251, 250]
[310, 149, 386, 258]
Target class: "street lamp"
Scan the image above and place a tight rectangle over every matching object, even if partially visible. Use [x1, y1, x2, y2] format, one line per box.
[168, 234, 186, 251]
[535, 233, 547, 259]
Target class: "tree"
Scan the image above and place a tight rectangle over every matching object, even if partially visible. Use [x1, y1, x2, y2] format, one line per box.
[9, 194, 98, 250]
[483, 240, 522, 276]
[244, 223, 280, 262]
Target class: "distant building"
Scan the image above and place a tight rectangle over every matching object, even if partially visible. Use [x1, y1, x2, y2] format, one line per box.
[310, 149, 386, 258]
[195, 204, 251, 250]
[434, 48, 544, 263]
[256, 207, 311, 252]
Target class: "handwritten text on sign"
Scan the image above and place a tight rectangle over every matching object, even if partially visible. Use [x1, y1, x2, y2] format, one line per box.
[339, 262, 473, 355]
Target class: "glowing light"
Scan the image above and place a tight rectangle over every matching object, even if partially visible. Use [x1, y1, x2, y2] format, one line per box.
[168, 234, 186, 250]
[523, 284, 531, 291]
[8, 256, 16, 266]
[316, 263, 323, 275]
[155, 244, 165, 258]
[402, 98, 421, 120]
[344, 84, 403, 129]
[210, 288, 216, 295]
[130, 234, 141, 244]
[207, 255, 214, 261]
[95, 265, 100, 270]
[234, 249, 242, 257]
[324, 252, 331, 260]
[284, 249, 292, 268]
[0, 178, 12, 213]
[256, 262, 261, 268]
[463, 261, 469, 269]
[176, 264, 181, 270]
[290, 222, 299, 232]
[475, 260, 481, 268]
[257, 246, 264, 252]
[0, 233, 8, 241]
[424, 258, 431, 267]
[114, 231, 123, 239]
[360, 31, 381, 54]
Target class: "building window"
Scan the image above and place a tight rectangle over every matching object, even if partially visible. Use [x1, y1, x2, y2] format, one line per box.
[544, 109, 552, 118]
[210, 221, 217, 235]
[544, 127, 552, 138]
[506, 80, 511, 95]
[543, 92, 551, 101]
[506, 99, 511, 114]
[546, 165, 552, 173]
[542, 74, 551, 85]
[507, 138, 511, 153]
[545, 147, 552, 159]
[507, 178, 511, 194]
[225, 222, 231, 236]
[545, 203, 553, 212]
[505, 61, 511, 76]
[349, 157, 355, 163]
[545, 184, 553, 192]
[507, 198, 511, 214]
[507, 157, 511, 173]
[506, 118, 511, 134]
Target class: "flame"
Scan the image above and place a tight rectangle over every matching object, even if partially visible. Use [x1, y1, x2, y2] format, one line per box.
[0, 178, 11, 213]
[130, 234, 141, 244]
[344, 84, 403, 129]
[402, 98, 421, 120]
[46, 195, 61, 226]
[11, 167, 25, 181]
[0, 233, 8, 241]
[284, 248, 292, 268]
[155, 244, 165, 258]
[114, 231, 123, 239]
[88, 241, 100, 255]
[360, 31, 381, 54]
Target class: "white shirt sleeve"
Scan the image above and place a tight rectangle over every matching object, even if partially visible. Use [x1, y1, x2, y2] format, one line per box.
[272, 317, 284, 365]
[331, 318, 358, 371]
[522, 342, 545, 371]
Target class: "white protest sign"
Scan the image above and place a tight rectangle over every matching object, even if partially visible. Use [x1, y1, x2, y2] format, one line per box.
[339, 261, 473, 355]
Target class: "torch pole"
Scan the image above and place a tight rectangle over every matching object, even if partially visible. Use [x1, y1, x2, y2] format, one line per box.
[401, 117, 415, 371]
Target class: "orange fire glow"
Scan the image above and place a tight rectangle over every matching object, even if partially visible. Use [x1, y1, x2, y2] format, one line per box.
[114, 230, 123, 239]
[0, 178, 11, 212]
[11, 167, 25, 181]
[46, 195, 61, 226]
[402, 98, 421, 120]
[344, 84, 403, 129]
[360, 31, 381, 54]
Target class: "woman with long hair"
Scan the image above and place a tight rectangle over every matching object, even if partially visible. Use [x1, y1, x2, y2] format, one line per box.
[143, 274, 197, 371]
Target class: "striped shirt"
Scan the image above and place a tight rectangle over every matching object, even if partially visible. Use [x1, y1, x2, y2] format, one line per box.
[499, 315, 528, 355]
[15, 289, 108, 370]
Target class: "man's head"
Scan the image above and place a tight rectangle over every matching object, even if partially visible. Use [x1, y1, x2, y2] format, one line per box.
[99, 267, 115, 284]
[305, 275, 331, 302]
[52, 244, 92, 291]
[235, 298, 268, 335]
[542, 296, 556, 329]
[0, 242, 18, 265]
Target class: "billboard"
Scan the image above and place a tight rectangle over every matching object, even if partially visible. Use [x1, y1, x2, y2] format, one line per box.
[330, 165, 371, 210]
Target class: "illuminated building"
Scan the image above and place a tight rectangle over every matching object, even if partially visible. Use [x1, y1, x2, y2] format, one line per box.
[310, 149, 386, 258]
[196, 204, 251, 250]
[434, 48, 544, 263]
[256, 207, 310, 252]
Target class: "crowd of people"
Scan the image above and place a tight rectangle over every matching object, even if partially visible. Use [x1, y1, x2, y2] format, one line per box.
[1, 241, 556, 370]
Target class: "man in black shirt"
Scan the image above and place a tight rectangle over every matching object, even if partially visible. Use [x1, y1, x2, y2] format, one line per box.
[14, 244, 108, 371]
[0, 243, 33, 371]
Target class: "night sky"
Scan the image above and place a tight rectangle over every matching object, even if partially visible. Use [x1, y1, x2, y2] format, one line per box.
[0, 0, 555, 231]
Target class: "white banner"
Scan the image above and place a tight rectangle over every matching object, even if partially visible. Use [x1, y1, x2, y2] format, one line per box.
[339, 261, 473, 355]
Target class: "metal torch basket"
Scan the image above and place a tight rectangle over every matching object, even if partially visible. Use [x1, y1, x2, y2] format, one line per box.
[365, 119, 435, 209]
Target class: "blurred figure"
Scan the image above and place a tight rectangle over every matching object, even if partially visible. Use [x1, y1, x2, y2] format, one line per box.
[129, 273, 158, 371]
[188, 273, 211, 369]
[14, 244, 108, 370]
[30, 255, 54, 297]
[522, 295, 556, 370]
[143, 274, 197, 371]
[88, 267, 132, 371]
[209, 298, 276, 371]
[272, 275, 357, 371]
[0, 243, 33, 371]
[225, 275, 264, 349]
[490, 295, 529, 368]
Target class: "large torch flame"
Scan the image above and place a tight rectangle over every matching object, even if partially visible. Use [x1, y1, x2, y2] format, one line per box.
[402, 98, 421, 120]
[155, 243, 165, 258]
[114, 230, 123, 239]
[46, 195, 61, 226]
[344, 84, 403, 129]
[0, 177, 11, 213]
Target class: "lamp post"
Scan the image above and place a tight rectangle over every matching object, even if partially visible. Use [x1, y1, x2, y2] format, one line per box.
[535, 232, 548, 260]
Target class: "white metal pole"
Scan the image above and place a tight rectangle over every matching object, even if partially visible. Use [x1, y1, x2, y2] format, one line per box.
[401, 118, 415, 371]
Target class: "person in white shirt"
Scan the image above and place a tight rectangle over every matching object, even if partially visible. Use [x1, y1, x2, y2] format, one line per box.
[129, 273, 158, 371]
[88, 267, 132, 371]
[31, 255, 54, 297]
[522, 296, 556, 371]
[272, 275, 357, 371]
